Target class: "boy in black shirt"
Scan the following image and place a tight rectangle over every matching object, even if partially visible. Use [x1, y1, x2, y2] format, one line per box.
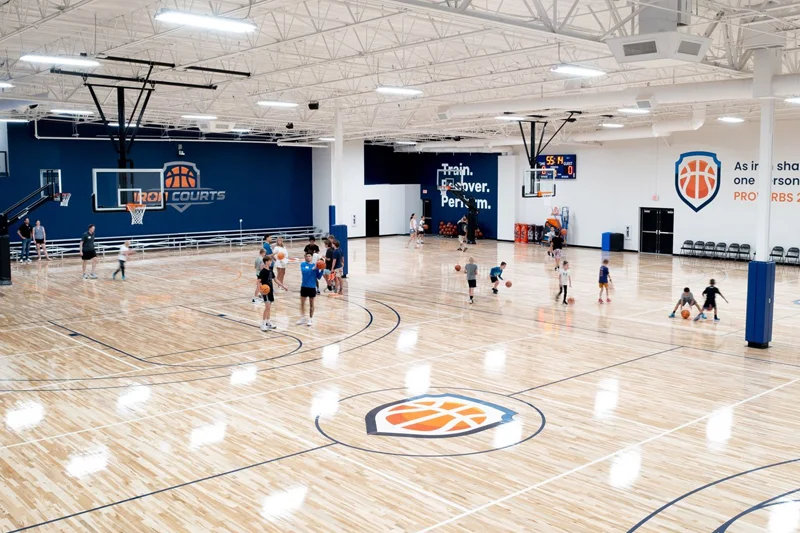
[324, 239, 335, 292]
[695, 279, 728, 322]
[550, 233, 564, 270]
[258, 256, 276, 331]
[457, 216, 468, 252]
[304, 236, 320, 257]
[17, 218, 32, 263]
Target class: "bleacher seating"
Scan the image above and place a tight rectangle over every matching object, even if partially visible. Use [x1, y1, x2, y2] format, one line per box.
[9, 225, 324, 259]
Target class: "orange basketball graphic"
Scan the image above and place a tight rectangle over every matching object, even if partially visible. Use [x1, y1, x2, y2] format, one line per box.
[165, 165, 197, 188]
[675, 152, 721, 213]
[365, 393, 516, 438]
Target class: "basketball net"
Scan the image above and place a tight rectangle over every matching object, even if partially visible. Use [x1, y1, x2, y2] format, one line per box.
[438, 185, 451, 202]
[55, 193, 71, 207]
[126, 203, 146, 225]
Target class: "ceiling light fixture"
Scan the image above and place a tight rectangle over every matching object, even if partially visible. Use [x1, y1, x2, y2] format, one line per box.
[154, 10, 256, 33]
[551, 64, 606, 77]
[376, 86, 423, 96]
[257, 101, 298, 108]
[231, 128, 251, 133]
[617, 108, 650, 115]
[319, 137, 336, 142]
[0, 82, 13, 88]
[0, 118, 28, 123]
[717, 116, 744, 123]
[181, 114, 217, 120]
[494, 115, 525, 121]
[20, 54, 100, 67]
[785, 97, 800, 104]
[601, 123, 625, 128]
[50, 109, 94, 115]
[396, 141, 417, 145]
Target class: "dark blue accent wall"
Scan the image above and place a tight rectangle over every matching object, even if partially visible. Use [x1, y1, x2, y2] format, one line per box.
[364, 145, 498, 238]
[1, 124, 312, 240]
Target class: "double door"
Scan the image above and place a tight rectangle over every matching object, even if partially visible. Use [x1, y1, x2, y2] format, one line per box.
[639, 207, 674, 254]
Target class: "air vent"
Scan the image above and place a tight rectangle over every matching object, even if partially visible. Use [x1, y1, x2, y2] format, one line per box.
[677, 40, 702, 55]
[607, 33, 710, 66]
[436, 108, 452, 121]
[623, 41, 658, 56]
[635, 99, 654, 110]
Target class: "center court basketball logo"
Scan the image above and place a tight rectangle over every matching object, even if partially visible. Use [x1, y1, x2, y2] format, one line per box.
[365, 393, 516, 438]
[137, 162, 226, 213]
[675, 151, 721, 212]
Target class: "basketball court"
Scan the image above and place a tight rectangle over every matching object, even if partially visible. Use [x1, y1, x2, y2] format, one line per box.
[2, 0, 800, 531]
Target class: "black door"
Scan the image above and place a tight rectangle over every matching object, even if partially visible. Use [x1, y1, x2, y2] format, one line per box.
[639, 207, 675, 254]
[366, 199, 380, 237]
[422, 199, 432, 234]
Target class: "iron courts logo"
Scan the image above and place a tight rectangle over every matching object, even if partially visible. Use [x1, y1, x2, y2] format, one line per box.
[137, 161, 226, 213]
[365, 393, 516, 438]
[675, 151, 722, 212]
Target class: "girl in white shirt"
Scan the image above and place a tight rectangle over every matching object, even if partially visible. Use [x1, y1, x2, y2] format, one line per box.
[406, 213, 418, 249]
[113, 241, 131, 280]
[272, 236, 289, 291]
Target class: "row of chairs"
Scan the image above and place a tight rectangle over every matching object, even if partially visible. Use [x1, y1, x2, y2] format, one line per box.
[680, 241, 752, 261]
[767, 246, 800, 264]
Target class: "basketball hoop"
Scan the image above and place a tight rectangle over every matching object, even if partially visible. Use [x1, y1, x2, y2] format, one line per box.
[54, 193, 71, 207]
[126, 203, 146, 225]
[438, 185, 451, 202]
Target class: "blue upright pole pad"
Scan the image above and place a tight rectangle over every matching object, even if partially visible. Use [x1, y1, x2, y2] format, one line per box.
[328, 205, 336, 232]
[745, 260, 776, 349]
[330, 224, 348, 277]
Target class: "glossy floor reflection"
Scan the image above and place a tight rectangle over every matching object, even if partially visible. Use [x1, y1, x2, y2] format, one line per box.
[1, 237, 800, 532]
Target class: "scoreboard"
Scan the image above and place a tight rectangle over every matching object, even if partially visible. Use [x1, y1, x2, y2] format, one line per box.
[535, 154, 577, 179]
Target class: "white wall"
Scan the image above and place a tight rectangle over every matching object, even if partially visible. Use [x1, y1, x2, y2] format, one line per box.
[513, 120, 800, 253]
[497, 155, 516, 241]
[313, 140, 421, 237]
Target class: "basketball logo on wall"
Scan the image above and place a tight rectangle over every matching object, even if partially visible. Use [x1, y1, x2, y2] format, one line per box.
[365, 393, 516, 438]
[160, 161, 226, 213]
[675, 151, 721, 212]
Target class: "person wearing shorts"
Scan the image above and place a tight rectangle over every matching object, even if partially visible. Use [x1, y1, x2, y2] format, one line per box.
[252, 248, 268, 303]
[550, 233, 564, 270]
[696, 279, 728, 322]
[555, 261, 571, 305]
[112, 240, 131, 280]
[80, 224, 98, 279]
[331, 239, 344, 295]
[272, 236, 289, 291]
[32, 220, 50, 261]
[324, 239, 334, 292]
[406, 213, 418, 249]
[669, 287, 703, 318]
[464, 257, 478, 304]
[417, 214, 427, 245]
[457, 216, 468, 252]
[489, 262, 506, 294]
[598, 259, 612, 303]
[297, 253, 323, 326]
[259, 256, 276, 331]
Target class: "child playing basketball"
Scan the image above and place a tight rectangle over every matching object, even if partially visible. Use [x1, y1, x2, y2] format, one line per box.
[258, 256, 276, 331]
[598, 259, 612, 303]
[112, 240, 132, 280]
[262, 234, 273, 256]
[555, 261, 571, 305]
[331, 239, 345, 295]
[669, 287, 703, 318]
[489, 262, 506, 294]
[464, 257, 478, 303]
[695, 279, 729, 322]
[252, 248, 268, 303]
[297, 252, 324, 326]
[550, 231, 564, 270]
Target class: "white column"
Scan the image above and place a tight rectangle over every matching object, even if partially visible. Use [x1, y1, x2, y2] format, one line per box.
[330, 107, 344, 225]
[752, 48, 780, 262]
[755, 99, 774, 261]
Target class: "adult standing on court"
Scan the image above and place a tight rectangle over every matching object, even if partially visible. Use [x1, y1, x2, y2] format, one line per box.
[16, 218, 32, 263]
[273, 236, 289, 291]
[297, 253, 323, 327]
[331, 239, 345, 295]
[81, 224, 98, 279]
[32, 220, 50, 261]
[406, 213, 418, 249]
[457, 215, 468, 252]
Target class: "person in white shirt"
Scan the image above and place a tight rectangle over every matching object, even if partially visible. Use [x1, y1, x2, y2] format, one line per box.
[554, 261, 572, 305]
[112, 240, 132, 280]
[406, 213, 418, 249]
[272, 236, 289, 291]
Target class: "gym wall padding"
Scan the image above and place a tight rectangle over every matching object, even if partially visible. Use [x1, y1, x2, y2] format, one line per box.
[1, 124, 313, 240]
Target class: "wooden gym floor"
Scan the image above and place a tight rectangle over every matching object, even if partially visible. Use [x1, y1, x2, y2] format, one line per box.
[2, 236, 800, 532]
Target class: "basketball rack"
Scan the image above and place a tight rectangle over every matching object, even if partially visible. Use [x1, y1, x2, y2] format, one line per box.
[126, 203, 146, 225]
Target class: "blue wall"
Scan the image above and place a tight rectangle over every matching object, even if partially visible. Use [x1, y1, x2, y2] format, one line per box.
[365, 146, 499, 238]
[1, 124, 312, 240]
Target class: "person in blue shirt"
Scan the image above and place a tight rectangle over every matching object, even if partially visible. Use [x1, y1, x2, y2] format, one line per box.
[490, 262, 506, 294]
[262, 234, 273, 256]
[331, 239, 345, 295]
[598, 258, 612, 303]
[297, 252, 324, 327]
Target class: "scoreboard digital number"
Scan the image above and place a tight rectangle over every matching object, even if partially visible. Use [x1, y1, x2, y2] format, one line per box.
[535, 154, 577, 179]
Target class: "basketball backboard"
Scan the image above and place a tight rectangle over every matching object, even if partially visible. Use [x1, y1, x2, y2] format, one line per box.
[40, 169, 61, 198]
[523, 168, 557, 198]
[92, 168, 165, 212]
[436, 163, 468, 191]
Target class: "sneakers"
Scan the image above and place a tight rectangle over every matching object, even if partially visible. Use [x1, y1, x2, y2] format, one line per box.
[469, 297, 474, 304]
[669, 313, 676, 318]
[260, 321, 276, 331]
[492, 288, 498, 294]
[26, 259, 32, 263]
[693, 313, 706, 322]
[121, 275, 126, 281]
[606, 299, 611, 303]
[307, 318, 313, 327]
[89, 273, 98, 279]
[296, 318, 307, 326]
[82, 273, 88, 279]
[112, 272, 117, 280]
[252, 297, 261, 303]
[714, 317, 720, 322]
[562, 301, 568, 305]
[598, 298, 603, 304]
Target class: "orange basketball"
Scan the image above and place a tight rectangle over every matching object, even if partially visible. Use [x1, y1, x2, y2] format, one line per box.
[277, 252, 286, 260]
[560, 229, 567, 236]
[316, 260, 325, 270]
[455, 264, 461, 271]
[505, 281, 512, 288]
[567, 297, 575, 304]
[679, 159, 716, 199]
[259, 284, 271, 295]
[681, 309, 691, 319]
